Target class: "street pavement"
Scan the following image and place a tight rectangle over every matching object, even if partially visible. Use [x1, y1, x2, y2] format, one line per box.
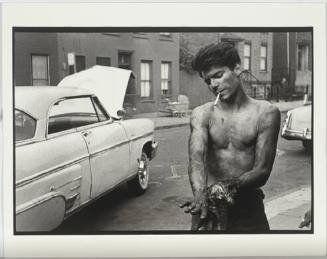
[136, 99, 312, 231]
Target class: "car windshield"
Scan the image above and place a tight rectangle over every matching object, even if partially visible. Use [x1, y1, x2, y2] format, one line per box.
[15, 109, 37, 141]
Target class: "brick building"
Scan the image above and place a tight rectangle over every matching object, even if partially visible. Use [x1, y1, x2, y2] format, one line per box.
[179, 32, 273, 108]
[272, 32, 312, 99]
[14, 32, 180, 113]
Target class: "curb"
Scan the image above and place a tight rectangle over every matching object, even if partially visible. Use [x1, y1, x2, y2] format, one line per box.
[155, 123, 189, 130]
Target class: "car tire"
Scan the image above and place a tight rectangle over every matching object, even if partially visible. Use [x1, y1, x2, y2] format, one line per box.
[302, 140, 312, 152]
[127, 152, 149, 195]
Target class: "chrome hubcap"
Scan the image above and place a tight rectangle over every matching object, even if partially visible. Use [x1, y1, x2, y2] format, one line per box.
[138, 160, 148, 188]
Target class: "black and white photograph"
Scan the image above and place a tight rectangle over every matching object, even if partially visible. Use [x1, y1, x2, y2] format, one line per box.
[14, 29, 313, 234]
[1, 2, 326, 258]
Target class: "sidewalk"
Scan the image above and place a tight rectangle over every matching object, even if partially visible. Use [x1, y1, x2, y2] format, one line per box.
[265, 186, 311, 230]
[134, 99, 305, 130]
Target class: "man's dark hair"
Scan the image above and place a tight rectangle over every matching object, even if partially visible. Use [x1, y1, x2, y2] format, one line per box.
[192, 42, 241, 76]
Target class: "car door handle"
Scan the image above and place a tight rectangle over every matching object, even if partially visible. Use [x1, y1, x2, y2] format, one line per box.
[82, 131, 92, 137]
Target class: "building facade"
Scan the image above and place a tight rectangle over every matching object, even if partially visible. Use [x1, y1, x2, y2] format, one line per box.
[272, 32, 312, 99]
[179, 32, 273, 108]
[14, 32, 180, 113]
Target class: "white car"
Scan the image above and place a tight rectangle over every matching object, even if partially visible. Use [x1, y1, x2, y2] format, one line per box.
[281, 104, 312, 150]
[15, 66, 158, 232]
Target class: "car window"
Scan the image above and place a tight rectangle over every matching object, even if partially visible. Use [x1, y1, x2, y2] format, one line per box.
[92, 97, 109, 122]
[48, 97, 101, 135]
[15, 109, 36, 141]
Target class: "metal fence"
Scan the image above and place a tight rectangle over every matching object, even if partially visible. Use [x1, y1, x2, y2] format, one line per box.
[240, 70, 303, 102]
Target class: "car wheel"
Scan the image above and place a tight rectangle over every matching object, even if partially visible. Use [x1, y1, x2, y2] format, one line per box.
[127, 152, 149, 195]
[302, 140, 312, 152]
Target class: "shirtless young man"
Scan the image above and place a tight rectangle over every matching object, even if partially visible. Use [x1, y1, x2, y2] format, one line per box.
[181, 42, 281, 231]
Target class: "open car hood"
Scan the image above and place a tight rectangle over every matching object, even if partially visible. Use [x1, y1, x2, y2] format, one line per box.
[58, 65, 134, 117]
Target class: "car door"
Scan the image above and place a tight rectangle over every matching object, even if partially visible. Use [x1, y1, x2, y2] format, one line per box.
[71, 96, 131, 198]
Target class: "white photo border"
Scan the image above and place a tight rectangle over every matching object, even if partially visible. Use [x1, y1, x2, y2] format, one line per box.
[2, 2, 326, 257]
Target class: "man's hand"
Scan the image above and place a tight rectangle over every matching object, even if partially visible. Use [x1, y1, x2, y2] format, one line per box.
[180, 191, 209, 230]
[180, 179, 239, 231]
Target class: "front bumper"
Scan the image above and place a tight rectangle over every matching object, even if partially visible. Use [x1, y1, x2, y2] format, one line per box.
[281, 127, 312, 141]
[281, 111, 312, 141]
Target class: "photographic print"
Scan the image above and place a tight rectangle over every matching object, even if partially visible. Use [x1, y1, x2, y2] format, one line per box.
[14, 28, 313, 234]
[2, 3, 326, 258]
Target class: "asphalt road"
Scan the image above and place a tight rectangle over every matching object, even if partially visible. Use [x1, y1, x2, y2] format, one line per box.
[55, 114, 312, 233]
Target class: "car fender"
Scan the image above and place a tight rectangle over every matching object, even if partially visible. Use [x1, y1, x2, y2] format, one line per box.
[16, 192, 66, 232]
[119, 119, 156, 172]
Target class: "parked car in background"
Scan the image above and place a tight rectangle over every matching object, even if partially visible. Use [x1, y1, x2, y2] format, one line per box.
[281, 104, 312, 151]
[15, 66, 158, 232]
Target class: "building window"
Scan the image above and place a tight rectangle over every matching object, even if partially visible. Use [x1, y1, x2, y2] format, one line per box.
[96, 57, 111, 66]
[161, 62, 172, 96]
[297, 44, 309, 71]
[260, 45, 267, 71]
[118, 52, 132, 70]
[140, 61, 152, 98]
[75, 55, 86, 72]
[243, 43, 251, 70]
[31, 54, 49, 86]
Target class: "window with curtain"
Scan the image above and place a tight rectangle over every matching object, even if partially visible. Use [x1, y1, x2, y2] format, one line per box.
[260, 45, 267, 71]
[243, 43, 251, 70]
[140, 61, 152, 98]
[161, 62, 172, 96]
[297, 44, 309, 71]
[31, 54, 49, 86]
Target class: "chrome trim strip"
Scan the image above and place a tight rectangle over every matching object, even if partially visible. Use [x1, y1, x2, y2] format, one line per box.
[282, 129, 312, 140]
[53, 176, 83, 191]
[16, 156, 89, 188]
[130, 132, 152, 142]
[70, 184, 81, 191]
[16, 138, 45, 147]
[89, 132, 153, 157]
[67, 193, 80, 200]
[89, 139, 130, 158]
[284, 128, 312, 136]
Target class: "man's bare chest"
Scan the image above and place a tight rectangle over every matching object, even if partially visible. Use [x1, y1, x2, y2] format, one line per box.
[208, 110, 258, 149]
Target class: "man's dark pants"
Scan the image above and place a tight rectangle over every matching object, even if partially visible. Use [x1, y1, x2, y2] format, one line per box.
[191, 189, 269, 232]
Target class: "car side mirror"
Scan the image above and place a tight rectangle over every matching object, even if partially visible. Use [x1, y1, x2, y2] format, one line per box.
[117, 109, 126, 119]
